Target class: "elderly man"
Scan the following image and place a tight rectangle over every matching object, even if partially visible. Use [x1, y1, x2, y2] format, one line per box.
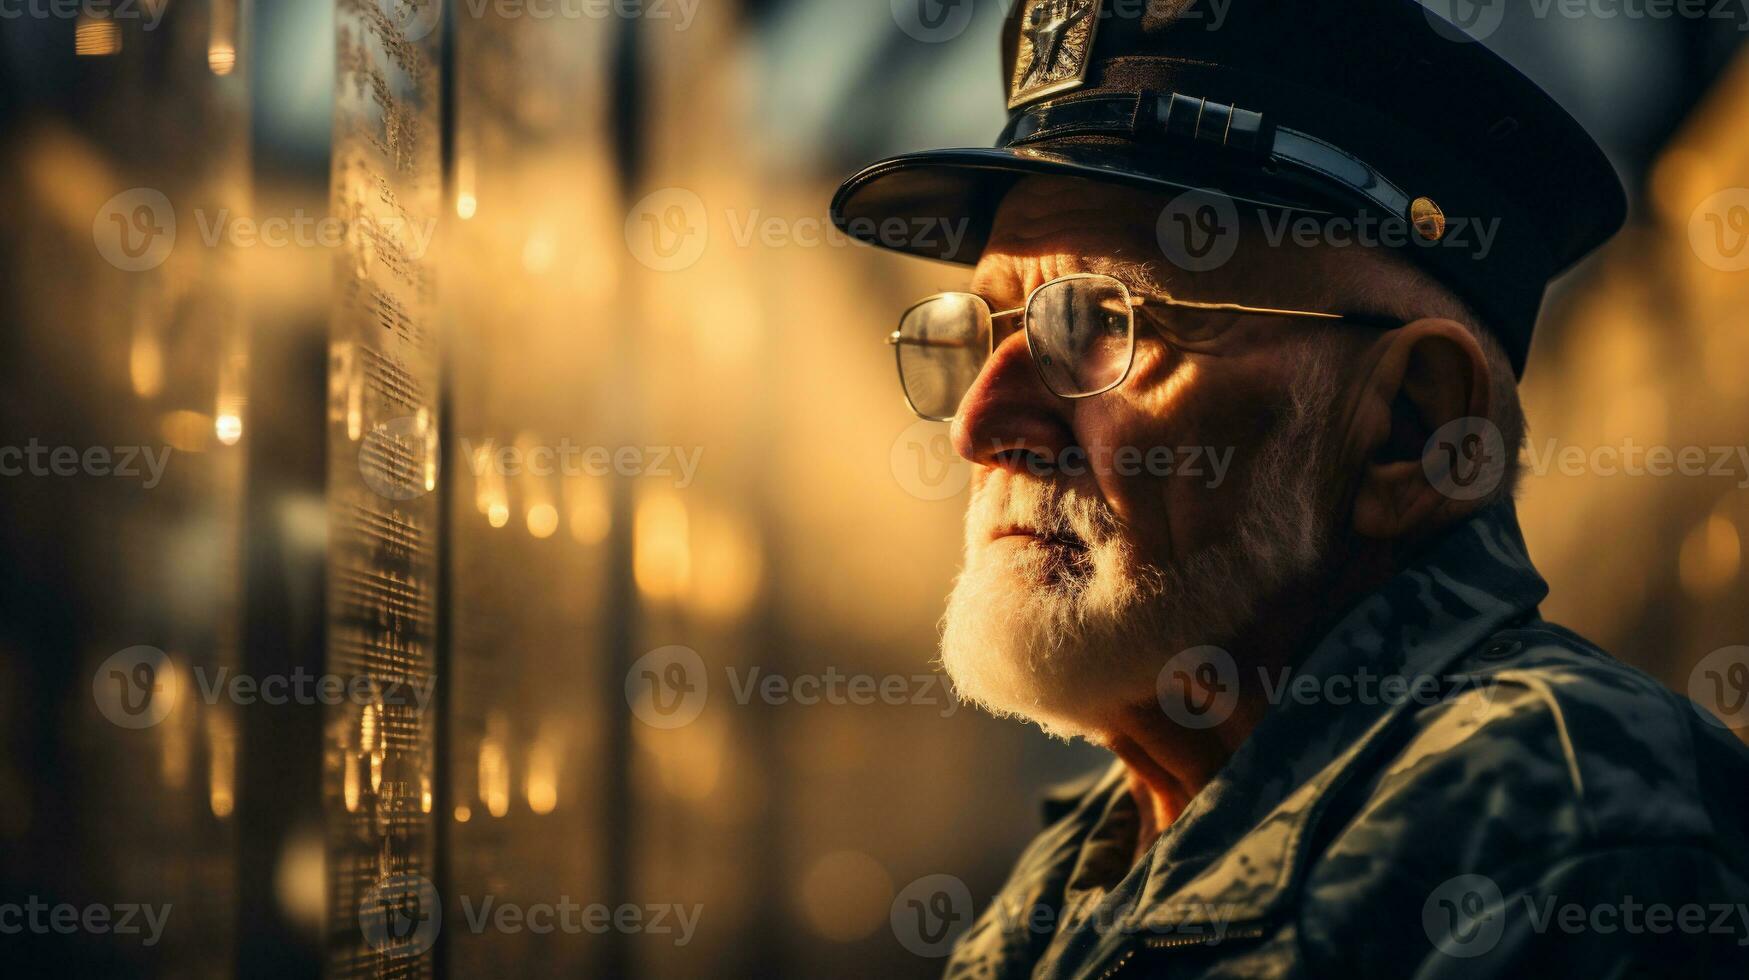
[833, 2, 1749, 977]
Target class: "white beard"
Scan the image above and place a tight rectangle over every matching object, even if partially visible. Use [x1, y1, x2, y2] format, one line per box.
[938, 346, 1343, 740]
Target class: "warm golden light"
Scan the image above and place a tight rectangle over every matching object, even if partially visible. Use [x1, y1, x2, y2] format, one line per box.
[360, 702, 379, 752]
[273, 830, 326, 934]
[525, 741, 558, 815]
[215, 412, 244, 446]
[160, 675, 189, 789]
[208, 711, 235, 819]
[208, 0, 237, 75]
[689, 508, 762, 619]
[488, 502, 510, 528]
[343, 753, 361, 813]
[521, 230, 556, 274]
[797, 851, 894, 942]
[641, 713, 727, 802]
[472, 442, 496, 514]
[74, 15, 121, 56]
[208, 44, 237, 76]
[566, 476, 610, 545]
[216, 348, 248, 446]
[479, 735, 510, 818]
[454, 805, 472, 823]
[456, 152, 477, 219]
[514, 432, 559, 537]
[1681, 513, 1741, 596]
[634, 489, 691, 600]
[130, 322, 163, 398]
[526, 503, 559, 539]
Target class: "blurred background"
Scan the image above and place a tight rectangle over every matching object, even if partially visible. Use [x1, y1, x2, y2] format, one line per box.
[1, 1, 1747, 977]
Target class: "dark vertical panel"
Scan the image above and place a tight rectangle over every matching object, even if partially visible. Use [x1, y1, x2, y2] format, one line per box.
[605, 5, 645, 979]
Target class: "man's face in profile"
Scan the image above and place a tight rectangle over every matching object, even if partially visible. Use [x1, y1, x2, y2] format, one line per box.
[937, 177, 1354, 739]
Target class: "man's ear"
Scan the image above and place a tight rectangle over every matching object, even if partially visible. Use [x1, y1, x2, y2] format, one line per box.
[1343, 319, 1497, 540]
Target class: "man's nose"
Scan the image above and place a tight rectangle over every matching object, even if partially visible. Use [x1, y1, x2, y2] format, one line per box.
[950, 326, 1075, 472]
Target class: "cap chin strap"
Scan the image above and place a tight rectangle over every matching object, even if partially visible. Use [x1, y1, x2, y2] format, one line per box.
[997, 91, 1414, 224]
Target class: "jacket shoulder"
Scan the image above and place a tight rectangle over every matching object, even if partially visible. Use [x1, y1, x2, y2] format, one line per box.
[1301, 621, 1749, 900]
[1296, 623, 1749, 978]
[1434, 621, 1749, 844]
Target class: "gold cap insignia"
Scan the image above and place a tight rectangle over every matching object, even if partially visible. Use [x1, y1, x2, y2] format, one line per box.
[1009, 0, 1104, 110]
[1411, 196, 1447, 242]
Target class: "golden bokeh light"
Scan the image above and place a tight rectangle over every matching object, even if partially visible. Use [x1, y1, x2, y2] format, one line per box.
[796, 850, 894, 943]
[634, 488, 691, 600]
[215, 412, 244, 446]
[208, 710, 235, 819]
[208, 45, 237, 76]
[74, 15, 120, 57]
[527, 503, 559, 539]
[1680, 512, 1742, 597]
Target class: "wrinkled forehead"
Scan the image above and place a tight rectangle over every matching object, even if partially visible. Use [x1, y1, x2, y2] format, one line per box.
[974, 175, 1372, 309]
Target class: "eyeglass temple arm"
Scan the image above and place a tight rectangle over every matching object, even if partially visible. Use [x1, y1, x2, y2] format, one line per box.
[1138, 295, 1399, 330]
[886, 332, 983, 349]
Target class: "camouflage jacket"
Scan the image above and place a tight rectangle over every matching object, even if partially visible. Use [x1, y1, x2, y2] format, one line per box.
[943, 503, 1749, 979]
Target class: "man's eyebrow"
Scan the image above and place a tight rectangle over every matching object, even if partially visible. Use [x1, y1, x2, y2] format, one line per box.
[1082, 257, 1171, 296]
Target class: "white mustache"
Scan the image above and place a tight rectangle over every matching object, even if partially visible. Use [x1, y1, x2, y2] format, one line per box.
[968, 473, 1122, 550]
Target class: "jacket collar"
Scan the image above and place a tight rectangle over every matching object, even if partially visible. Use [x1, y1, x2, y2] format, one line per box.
[958, 500, 1546, 973]
[960, 502, 1550, 977]
[1126, 500, 1549, 934]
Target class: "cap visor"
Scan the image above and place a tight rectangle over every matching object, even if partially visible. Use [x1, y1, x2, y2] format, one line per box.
[830, 143, 1338, 264]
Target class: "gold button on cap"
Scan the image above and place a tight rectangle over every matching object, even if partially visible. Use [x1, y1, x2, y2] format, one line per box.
[1411, 196, 1447, 242]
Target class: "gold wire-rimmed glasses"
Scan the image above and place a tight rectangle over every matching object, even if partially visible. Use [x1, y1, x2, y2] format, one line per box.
[887, 272, 1394, 422]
